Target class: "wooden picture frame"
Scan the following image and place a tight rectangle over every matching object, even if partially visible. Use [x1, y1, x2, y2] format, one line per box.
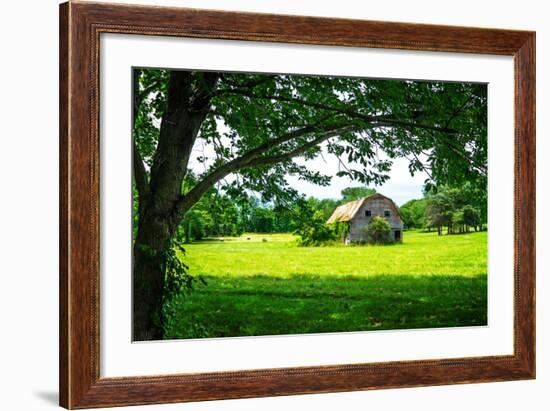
[59, 1, 535, 408]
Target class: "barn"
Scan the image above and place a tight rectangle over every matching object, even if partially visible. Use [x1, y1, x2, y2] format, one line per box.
[326, 193, 404, 244]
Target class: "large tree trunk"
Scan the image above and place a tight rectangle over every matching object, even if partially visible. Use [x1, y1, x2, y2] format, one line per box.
[132, 71, 220, 341]
[132, 210, 175, 341]
[133, 243, 164, 341]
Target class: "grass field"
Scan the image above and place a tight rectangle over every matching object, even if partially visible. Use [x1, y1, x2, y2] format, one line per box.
[165, 230, 487, 339]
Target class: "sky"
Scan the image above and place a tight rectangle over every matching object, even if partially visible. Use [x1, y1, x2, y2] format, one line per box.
[189, 139, 430, 207]
[286, 154, 427, 206]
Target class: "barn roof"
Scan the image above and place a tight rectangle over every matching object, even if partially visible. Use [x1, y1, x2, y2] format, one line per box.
[326, 197, 368, 224]
[326, 193, 402, 224]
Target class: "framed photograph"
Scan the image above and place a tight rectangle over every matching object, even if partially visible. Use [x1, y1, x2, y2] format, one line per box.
[59, 1, 535, 408]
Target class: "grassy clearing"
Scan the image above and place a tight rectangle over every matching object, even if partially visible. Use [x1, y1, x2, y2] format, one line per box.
[183, 230, 486, 277]
[165, 230, 487, 339]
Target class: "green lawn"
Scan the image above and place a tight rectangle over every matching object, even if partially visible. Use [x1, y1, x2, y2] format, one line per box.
[164, 230, 487, 339]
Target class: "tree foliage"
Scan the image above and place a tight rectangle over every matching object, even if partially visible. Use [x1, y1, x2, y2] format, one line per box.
[424, 184, 485, 235]
[399, 198, 428, 229]
[295, 210, 337, 246]
[340, 187, 376, 202]
[134, 69, 487, 215]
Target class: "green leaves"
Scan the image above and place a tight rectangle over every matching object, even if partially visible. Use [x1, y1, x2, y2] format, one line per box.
[340, 186, 376, 202]
[133, 68, 169, 167]
[294, 205, 337, 246]
[399, 198, 428, 229]
[133, 68, 487, 222]
[424, 183, 486, 234]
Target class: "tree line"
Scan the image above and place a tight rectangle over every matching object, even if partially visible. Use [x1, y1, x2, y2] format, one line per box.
[167, 182, 486, 245]
[400, 182, 487, 234]
[169, 185, 376, 243]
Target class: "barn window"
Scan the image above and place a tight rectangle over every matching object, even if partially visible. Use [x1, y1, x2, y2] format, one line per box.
[384, 210, 391, 217]
[365, 210, 371, 217]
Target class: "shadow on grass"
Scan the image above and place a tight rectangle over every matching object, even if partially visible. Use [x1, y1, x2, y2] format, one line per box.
[163, 273, 487, 340]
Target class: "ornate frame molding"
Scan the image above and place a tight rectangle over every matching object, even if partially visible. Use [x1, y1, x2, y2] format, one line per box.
[59, 2, 535, 408]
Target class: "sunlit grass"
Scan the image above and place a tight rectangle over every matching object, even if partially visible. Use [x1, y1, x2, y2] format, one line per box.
[165, 230, 488, 339]
[182, 230, 487, 278]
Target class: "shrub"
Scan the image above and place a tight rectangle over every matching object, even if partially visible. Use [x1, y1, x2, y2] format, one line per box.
[364, 216, 393, 244]
[295, 211, 336, 246]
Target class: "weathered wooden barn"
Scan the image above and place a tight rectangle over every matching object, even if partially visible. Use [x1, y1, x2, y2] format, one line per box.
[326, 193, 404, 243]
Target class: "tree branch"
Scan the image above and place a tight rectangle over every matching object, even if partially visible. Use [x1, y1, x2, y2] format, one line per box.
[245, 126, 357, 168]
[219, 90, 458, 134]
[429, 132, 487, 176]
[443, 84, 485, 130]
[370, 119, 457, 134]
[173, 125, 358, 217]
[222, 123, 337, 166]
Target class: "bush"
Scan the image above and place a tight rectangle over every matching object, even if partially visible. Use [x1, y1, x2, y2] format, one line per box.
[364, 216, 393, 244]
[295, 211, 336, 246]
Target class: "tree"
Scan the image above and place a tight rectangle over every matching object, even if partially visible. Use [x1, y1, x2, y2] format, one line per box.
[424, 185, 484, 234]
[458, 182, 487, 231]
[133, 68, 487, 340]
[452, 209, 466, 234]
[295, 210, 337, 246]
[340, 187, 376, 202]
[180, 210, 206, 243]
[399, 198, 428, 229]
[364, 216, 393, 244]
[399, 206, 413, 229]
[295, 197, 339, 223]
[461, 205, 481, 232]
[425, 194, 453, 235]
[248, 207, 276, 233]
